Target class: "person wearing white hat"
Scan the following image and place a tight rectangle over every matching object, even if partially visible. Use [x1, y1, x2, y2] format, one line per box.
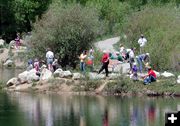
[98, 50, 109, 77]
[136, 53, 150, 73]
[138, 34, 147, 53]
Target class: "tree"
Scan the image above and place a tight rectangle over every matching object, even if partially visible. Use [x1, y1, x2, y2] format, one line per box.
[30, 3, 102, 69]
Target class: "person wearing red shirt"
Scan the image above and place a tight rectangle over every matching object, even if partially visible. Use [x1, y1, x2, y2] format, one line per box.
[98, 50, 109, 77]
[143, 66, 157, 85]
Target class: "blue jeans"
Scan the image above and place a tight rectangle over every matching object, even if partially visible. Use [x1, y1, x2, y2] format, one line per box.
[137, 57, 143, 73]
[144, 75, 156, 84]
[80, 62, 85, 72]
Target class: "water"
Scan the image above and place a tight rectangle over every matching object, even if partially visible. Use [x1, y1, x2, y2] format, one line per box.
[0, 68, 23, 82]
[0, 92, 180, 126]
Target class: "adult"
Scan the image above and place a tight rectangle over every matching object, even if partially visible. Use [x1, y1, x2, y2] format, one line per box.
[98, 50, 109, 77]
[79, 50, 87, 73]
[15, 33, 20, 50]
[46, 48, 54, 71]
[129, 48, 135, 72]
[138, 34, 147, 53]
[52, 59, 59, 72]
[119, 44, 126, 60]
[143, 66, 157, 85]
[136, 53, 150, 73]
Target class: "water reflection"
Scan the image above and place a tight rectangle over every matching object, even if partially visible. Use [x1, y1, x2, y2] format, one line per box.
[2, 92, 180, 126]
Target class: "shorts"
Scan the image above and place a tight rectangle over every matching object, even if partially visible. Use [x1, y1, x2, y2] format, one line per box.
[47, 58, 53, 65]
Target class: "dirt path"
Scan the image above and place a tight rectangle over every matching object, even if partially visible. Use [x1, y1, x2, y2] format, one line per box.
[95, 36, 120, 52]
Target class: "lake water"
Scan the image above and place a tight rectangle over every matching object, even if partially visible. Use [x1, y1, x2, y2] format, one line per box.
[0, 92, 180, 126]
[0, 69, 180, 126]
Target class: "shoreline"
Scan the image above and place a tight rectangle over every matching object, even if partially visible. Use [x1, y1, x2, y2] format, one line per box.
[3, 76, 180, 97]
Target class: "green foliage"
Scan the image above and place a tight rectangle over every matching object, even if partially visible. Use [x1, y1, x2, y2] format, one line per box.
[30, 3, 101, 68]
[123, 5, 180, 71]
[0, 0, 52, 42]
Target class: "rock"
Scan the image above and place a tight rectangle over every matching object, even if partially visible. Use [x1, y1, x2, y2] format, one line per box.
[113, 63, 130, 74]
[6, 77, 19, 87]
[3, 59, 14, 67]
[9, 40, 15, 49]
[18, 69, 39, 84]
[72, 73, 84, 80]
[154, 70, 160, 78]
[89, 72, 105, 80]
[62, 71, 73, 78]
[0, 39, 5, 46]
[161, 71, 175, 78]
[178, 75, 180, 80]
[27, 69, 40, 83]
[53, 68, 63, 77]
[18, 71, 29, 84]
[177, 79, 180, 84]
[40, 68, 52, 80]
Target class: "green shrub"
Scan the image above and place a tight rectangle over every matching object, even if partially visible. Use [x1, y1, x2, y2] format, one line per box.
[123, 5, 180, 71]
[30, 3, 102, 69]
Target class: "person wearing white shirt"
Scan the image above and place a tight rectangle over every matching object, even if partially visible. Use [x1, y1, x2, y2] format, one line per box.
[138, 34, 147, 53]
[129, 48, 135, 72]
[46, 48, 54, 71]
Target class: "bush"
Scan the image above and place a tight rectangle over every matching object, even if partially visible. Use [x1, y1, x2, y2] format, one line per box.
[30, 3, 102, 68]
[123, 4, 180, 71]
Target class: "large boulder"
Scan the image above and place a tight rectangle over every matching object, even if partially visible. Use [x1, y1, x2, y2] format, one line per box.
[40, 68, 52, 81]
[18, 71, 29, 84]
[6, 77, 19, 87]
[161, 71, 175, 78]
[61, 71, 73, 78]
[27, 69, 40, 83]
[88, 72, 105, 80]
[53, 68, 63, 77]
[18, 69, 40, 84]
[72, 73, 84, 80]
[3, 59, 14, 67]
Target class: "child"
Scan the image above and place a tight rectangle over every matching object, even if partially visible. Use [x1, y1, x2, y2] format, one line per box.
[130, 62, 138, 81]
[34, 58, 40, 76]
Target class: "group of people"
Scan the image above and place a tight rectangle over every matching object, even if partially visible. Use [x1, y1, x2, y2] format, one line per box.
[79, 34, 156, 85]
[27, 48, 59, 76]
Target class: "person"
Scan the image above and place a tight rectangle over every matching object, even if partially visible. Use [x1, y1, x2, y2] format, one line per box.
[129, 48, 135, 73]
[136, 53, 150, 73]
[143, 66, 157, 85]
[46, 48, 54, 71]
[15, 33, 20, 50]
[98, 50, 109, 77]
[115, 52, 123, 62]
[52, 59, 59, 72]
[119, 44, 126, 60]
[27, 59, 33, 71]
[79, 50, 87, 73]
[86, 51, 94, 72]
[130, 62, 138, 81]
[34, 58, 40, 76]
[138, 34, 147, 53]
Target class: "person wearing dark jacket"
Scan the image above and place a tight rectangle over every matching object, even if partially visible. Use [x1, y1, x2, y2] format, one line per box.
[98, 50, 109, 77]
